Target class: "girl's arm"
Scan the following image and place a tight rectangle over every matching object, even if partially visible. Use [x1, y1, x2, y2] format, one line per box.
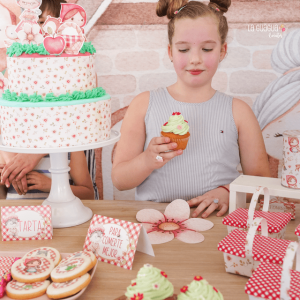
[69, 151, 95, 200]
[111, 92, 181, 191]
[233, 98, 271, 177]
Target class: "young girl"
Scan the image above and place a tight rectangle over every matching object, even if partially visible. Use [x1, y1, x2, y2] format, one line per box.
[60, 3, 86, 33]
[112, 0, 271, 218]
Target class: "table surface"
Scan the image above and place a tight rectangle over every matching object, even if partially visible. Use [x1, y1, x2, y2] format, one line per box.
[0, 200, 299, 300]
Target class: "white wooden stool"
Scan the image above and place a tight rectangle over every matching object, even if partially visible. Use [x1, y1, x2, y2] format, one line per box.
[229, 175, 300, 213]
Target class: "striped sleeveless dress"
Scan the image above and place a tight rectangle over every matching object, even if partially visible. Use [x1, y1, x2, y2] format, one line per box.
[135, 87, 241, 202]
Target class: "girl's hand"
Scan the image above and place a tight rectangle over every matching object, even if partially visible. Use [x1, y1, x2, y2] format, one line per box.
[144, 137, 183, 170]
[12, 178, 28, 195]
[26, 171, 51, 193]
[187, 187, 229, 218]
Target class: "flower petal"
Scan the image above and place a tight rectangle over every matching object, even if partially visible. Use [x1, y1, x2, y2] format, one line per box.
[141, 223, 156, 233]
[164, 199, 190, 222]
[176, 230, 204, 243]
[23, 23, 32, 34]
[33, 33, 44, 45]
[181, 218, 214, 232]
[17, 30, 27, 41]
[31, 24, 40, 35]
[148, 230, 174, 244]
[136, 209, 165, 223]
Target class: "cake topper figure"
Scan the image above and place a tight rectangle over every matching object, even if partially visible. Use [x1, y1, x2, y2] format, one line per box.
[60, 3, 86, 34]
[88, 225, 105, 256]
[288, 137, 300, 154]
[23, 258, 42, 273]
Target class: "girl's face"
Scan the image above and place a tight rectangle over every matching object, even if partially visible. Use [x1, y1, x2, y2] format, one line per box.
[169, 16, 226, 89]
[290, 138, 299, 146]
[28, 260, 39, 267]
[69, 12, 85, 27]
[18, 0, 40, 10]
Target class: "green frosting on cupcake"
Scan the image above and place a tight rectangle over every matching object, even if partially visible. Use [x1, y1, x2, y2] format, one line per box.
[125, 264, 174, 300]
[177, 278, 223, 300]
[7, 41, 96, 57]
[161, 112, 189, 135]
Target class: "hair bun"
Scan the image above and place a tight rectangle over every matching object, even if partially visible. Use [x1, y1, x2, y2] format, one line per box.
[156, 0, 188, 19]
[209, 0, 231, 14]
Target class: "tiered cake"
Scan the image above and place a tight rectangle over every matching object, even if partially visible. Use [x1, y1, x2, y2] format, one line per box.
[0, 42, 111, 148]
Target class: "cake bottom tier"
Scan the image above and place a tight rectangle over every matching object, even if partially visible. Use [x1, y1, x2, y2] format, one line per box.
[0, 98, 111, 148]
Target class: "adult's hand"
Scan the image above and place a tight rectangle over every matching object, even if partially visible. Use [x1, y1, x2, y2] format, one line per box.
[1, 154, 45, 187]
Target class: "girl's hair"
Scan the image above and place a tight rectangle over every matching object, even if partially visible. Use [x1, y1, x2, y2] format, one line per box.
[63, 8, 86, 23]
[40, 0, 67, 18]
[156, 0, 231, 45]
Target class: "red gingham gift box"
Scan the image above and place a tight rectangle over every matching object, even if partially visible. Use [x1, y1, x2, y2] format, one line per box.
[245, 241, 300, 300]
[218, 217, 294, 277]
[259, 197, 295, 220]
[223, 187, 292, 239]
[295, 224, 300, 243]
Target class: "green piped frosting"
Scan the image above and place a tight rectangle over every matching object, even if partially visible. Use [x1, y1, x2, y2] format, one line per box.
[7, 41, 96, 57]
[125, 264, 174, 300]
[177, 279, 223, 300]
[79, 42, 96, 54]
[3, 87, 106, 103]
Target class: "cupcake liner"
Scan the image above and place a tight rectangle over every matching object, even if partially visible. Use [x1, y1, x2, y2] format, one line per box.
[161, 131, 190, 150]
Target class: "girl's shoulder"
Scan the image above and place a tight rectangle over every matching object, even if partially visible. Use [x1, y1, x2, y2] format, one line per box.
[126, 91, 150, 120]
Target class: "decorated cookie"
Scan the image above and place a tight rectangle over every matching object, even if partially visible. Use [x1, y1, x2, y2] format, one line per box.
[51, 255, 93, 283]
[60, 251, 97, 267]
[6, 280, 50, 299]
[11, 257, 54, 283]
[23, 247, 61, 267]
[47, 273, 91, 299]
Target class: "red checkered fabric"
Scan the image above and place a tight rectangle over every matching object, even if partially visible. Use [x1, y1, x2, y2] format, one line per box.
[222, 208, 291, 233]
[218, 229, 292, 264]
[60, 35, 84, 48]
[24, 248, 57, 263]
[295, 224, 300, 237]
[1, 205, 52, 241]
[83, 215, 142, 270]
[245, 262, 300, 299]
[0, 257, 17, 277]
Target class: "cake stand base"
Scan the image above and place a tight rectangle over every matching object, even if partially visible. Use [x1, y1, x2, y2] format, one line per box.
[42, 197, 93, 228]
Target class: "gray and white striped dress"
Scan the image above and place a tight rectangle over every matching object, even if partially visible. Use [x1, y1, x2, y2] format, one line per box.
[135, 87, 240, 202]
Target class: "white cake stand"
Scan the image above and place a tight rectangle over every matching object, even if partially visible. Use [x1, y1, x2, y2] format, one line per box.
[0, 130, 120, 228]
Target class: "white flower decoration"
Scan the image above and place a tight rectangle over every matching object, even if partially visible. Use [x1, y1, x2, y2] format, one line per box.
[0, 73, 8, 96]
[17, 23, 44, 45]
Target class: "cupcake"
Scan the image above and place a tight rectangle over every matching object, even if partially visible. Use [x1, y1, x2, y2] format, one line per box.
[118, 264, 176, 300]
[161, 112, 190, 150]
[177, 276, 223, 300]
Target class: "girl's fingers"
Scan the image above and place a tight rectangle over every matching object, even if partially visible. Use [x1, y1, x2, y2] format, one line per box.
[191, 198, 210, 218]
[152, 137, 170, 146]
[28, 185, 38, 191]
[202, 201, 218, 218]
[156, 142, 178, 153]
[187, 196, 205, 207]
[12, 181, 21, 195]
[21, 177, 27, 193]
[159, 149, 182, 160]
[216, 203, 228, 217]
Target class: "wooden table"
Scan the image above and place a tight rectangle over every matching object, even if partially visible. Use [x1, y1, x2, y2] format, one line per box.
[0, 200, 299, 300]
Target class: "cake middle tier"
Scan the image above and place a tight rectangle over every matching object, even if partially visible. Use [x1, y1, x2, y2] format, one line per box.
[7, 53, 96, 97]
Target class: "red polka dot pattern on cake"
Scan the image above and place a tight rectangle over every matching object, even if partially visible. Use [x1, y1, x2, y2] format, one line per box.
[245, 262, 300, 299]
[218, 229, 292, 264]
[222, 208, 291, 233]
[295, 224, 300, 237]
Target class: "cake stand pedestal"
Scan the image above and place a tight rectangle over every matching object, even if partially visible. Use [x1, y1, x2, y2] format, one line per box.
[0, 130, 120, 228]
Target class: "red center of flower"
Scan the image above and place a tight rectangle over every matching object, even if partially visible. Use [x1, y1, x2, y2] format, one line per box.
[160, 271, 167, 278]
[131, 282, 136, 286]
[194, 276, 203, 281]
[131, 293, 143, 300]
[180, 286, 188, 293]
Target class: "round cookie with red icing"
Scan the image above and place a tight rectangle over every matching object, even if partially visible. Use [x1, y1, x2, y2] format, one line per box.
[51, 255, 93, 283]
[60, 250, 97, 267]
[47, 273, 91, 299]
[11, 257, 54, 283]
[23, 247, 61, 267]
[6, 280, 50, 299]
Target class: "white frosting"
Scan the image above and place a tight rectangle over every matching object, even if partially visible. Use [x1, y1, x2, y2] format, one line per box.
[7, 54, 96, 97]
[0, 99, 111, 148]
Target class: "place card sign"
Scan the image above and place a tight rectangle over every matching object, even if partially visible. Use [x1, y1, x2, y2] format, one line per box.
[83, 215, 154, 270]
[1, 205, 52, 241]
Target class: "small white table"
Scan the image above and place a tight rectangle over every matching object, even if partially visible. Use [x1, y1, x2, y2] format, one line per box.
[229, 175, 300, 213]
